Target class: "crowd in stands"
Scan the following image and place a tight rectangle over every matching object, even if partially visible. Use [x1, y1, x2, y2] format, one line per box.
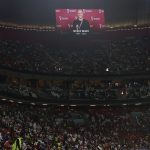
[0, 37, 149, 75]
[70, 80, 150, 100]
[0, 103, 150, 150]
[0, 36, 150, 150]
[0, 79, 150, 101]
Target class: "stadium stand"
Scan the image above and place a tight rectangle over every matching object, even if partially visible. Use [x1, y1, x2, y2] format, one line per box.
[0, 103, 150, 150]
[0, 37, 149, 75]
[0, 79, 150, 102]
[0, 0, 150, 150]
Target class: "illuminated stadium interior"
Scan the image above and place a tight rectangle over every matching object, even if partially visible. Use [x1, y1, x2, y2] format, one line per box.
[0, 0, 150, 149]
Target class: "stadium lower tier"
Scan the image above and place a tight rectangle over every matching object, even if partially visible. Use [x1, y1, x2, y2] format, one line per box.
[0, 75, 150, 103]
[0, 103, 150, 150]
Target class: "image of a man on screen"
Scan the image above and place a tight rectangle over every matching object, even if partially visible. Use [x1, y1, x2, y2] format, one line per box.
[72, 9, 90, 34]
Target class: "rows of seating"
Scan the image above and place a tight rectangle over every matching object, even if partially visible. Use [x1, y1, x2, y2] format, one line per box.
[0, 79, 149, 101]
[0, 103, 150, 149]
[0, 37, 149, 75]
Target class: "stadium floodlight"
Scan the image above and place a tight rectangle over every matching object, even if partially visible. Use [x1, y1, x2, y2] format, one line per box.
[60, 105, 65, 107]
[122, 104, 127, 106]
[42, 104, 48, 106]
[1, 98, 6, 101]
[106, 68, 109, 72]
[90, 105, 96, 107]
[31, 103, 35, 105]
[18, 102, 23, 104]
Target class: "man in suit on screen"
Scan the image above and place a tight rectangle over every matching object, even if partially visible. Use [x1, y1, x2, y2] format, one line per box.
[72, 9, 90, 31]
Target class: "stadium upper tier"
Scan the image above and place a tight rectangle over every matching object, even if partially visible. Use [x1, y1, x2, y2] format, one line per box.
[0, 37, 149, 76]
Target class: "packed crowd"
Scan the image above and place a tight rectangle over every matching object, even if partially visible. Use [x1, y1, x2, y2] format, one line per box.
[0, 103, 150, 150]
[0, 79, 150, 101]
[70, 80, 150, 100]
[0, 37, 149, 75]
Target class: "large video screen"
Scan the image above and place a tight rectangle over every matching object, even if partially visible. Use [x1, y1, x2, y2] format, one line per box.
[56, 9, 105, 35]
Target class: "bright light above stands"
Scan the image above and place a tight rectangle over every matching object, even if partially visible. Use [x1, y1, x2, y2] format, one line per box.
[135, 103, 142, 106]
[31, 103, 35, 105]
[42, 104, 48, 106]
[106, 68, 109, 72]
[70, 105, 76, 107]
[0, 22, 55, 31]
[1, 98, 7, 101]
[90, 105, 96, 107]
[122, 104, 127, 106]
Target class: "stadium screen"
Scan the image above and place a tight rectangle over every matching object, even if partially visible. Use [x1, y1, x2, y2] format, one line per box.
[56, 9, 105, 35]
